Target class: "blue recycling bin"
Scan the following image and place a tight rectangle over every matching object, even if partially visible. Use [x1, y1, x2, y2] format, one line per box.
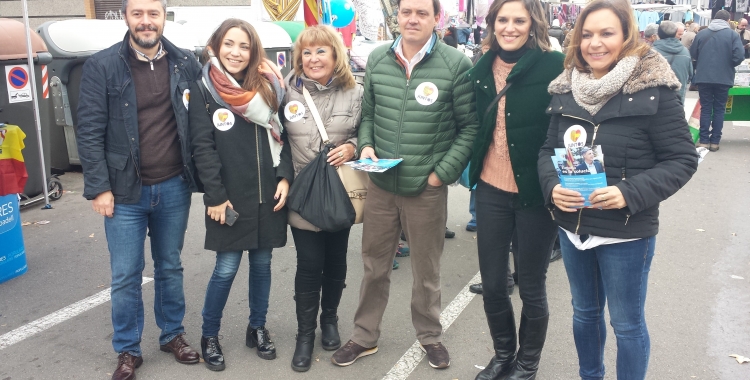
[0, 194, 27, 284]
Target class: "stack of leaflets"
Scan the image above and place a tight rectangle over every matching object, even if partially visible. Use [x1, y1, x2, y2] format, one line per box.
[345, 158, 403, 173]
[551, 126, 607, 207]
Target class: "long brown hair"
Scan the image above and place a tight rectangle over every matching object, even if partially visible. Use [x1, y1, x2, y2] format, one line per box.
[203, 18, 278, 110]
[564, 0, 650, 73]
[484, 0, 552, 52]
[293, 25, 356, 90]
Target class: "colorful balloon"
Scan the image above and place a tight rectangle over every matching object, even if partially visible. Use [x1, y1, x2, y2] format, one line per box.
[330, 0, 355, 28]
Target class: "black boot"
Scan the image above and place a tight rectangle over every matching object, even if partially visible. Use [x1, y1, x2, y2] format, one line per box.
[201, 336, 225, 371]
[246, 325, 277, 360]
[291, 291, 320, 372]
[475, 309, 517, 380]
[506, 313, 549, 380]
[320, 276, 345, 350]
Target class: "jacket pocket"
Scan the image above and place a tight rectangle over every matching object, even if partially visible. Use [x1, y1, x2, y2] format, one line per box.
[107, 86, 125, 120]
[106, 151, 131, 197]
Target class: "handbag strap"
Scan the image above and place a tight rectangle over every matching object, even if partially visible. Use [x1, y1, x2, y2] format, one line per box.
[302, 86, 330, 145]
[486, 82, 512, 117]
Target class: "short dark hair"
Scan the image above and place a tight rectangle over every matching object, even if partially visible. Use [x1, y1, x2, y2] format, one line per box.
[715, 9, 731, 21]
[397, 0, 441, 16]
[658, 21, 677, 39]
[122, 0, 167, 13]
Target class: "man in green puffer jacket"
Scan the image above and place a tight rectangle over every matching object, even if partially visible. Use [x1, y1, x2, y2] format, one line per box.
[331, 0, 478, 370]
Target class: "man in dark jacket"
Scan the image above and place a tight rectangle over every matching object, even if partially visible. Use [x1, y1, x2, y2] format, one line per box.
[690, 9, 745, 151]
[653, 21, 693, 104]
[76, 1, 202, 379]
[548, 19, 565, 45]
[331, 0, 478, 370]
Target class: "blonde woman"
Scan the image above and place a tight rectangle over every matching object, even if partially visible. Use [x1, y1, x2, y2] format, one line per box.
[281, 25, 362, 372]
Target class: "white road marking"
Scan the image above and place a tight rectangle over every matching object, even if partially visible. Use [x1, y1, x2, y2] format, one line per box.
[382, 271, 482, 380]
[0, 277, 154, 350]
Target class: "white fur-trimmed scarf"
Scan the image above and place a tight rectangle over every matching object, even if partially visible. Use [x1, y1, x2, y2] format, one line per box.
[548, 50, 682, 115]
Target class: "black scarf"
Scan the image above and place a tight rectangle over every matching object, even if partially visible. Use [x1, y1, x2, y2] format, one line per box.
[497, 44, 530, 64]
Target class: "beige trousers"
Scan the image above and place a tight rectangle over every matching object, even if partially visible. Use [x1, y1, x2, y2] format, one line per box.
[351, 182, 448, 348]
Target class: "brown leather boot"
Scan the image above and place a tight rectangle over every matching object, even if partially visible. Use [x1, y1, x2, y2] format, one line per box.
[112, 352, 142, 380]
[159, 334, 200, 364]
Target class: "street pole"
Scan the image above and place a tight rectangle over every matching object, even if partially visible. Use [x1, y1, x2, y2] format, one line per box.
[21, 0, 52, 209]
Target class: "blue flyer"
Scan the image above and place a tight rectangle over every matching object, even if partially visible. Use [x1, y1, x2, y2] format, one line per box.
[345, 158, 403, 173]
[553, 145, 607, 207]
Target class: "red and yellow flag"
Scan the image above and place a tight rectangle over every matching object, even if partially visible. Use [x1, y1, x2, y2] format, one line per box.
[0, 125, 28, 196]
[304, 0, 321, 27]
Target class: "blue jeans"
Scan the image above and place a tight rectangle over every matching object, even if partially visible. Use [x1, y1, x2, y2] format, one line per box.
[698, 84, 731, 144]
[559, 231, 656, 380]
[202, 249, 273, 336]
[104, 175, 191, 356]
[467, 189, 477, 228]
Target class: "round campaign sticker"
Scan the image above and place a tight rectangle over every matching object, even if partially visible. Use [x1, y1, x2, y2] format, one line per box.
[415, 82, 439, 106]
[213, 108, 235, 131]
[284, 101, 306, 122]
[563, 125, 587, 149]
[182, 89, 190, 110]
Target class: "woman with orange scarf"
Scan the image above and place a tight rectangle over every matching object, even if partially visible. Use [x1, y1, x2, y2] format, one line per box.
[188, 18, 294, 371]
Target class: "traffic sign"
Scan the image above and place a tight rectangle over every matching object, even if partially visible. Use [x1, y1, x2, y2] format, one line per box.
[8, 67, 28, 90]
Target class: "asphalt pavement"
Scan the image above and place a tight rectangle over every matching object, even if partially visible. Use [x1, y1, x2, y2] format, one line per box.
[1, 91, 749, 380]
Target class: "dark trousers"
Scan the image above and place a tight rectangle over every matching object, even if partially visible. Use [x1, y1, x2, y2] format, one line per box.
[475, 180, 557, 318]
[290, 227, 350, 293]
[698, 84, 732, 144]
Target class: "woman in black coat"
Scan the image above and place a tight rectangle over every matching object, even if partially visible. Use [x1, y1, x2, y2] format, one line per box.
[188, 19, 293, 371]
[537, 1, 698, 378]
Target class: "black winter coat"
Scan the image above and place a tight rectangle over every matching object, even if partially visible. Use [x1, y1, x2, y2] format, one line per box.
[188, 77, 293, 252]
[538, 85, 698, 239]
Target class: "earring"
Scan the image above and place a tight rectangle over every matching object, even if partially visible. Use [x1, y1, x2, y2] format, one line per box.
[530, 32, 534, 37]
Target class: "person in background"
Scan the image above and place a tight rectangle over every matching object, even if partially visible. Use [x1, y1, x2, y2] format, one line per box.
[690, 9, 744, 152]
[540, 0, 699, 378]
[474, 22, 483, 45]
[653, 21, 693, 104]
[644, 23, 659, 45]
[549, 19, 565, 46]
[681, 22, 699, 50]
[281, 25, 363, 372]
[189, 18, 293, 371]
[675, 22, 685, 40]
[331, 0, 478, 370]
[443, 25, 459, 48]
[738, 19, 750, 58]
[466, 0, 564, 377]
[76, 0, 203, 378]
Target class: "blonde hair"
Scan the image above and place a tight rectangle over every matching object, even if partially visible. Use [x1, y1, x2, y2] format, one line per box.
[292, 25, 356, 90]
[564, 0, 650, 73]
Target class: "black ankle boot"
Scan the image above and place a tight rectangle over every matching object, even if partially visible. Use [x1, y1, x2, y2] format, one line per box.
[506, 313, 549, 380]
[475, 309, 517, 380]
[320, 276, 345, 351]
[292, 291, 321, 372]
[246, 325, 277, 360]
[201, 336, 225, 371]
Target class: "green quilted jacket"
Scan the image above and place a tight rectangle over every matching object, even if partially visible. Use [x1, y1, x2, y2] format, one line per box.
[358, 35, 478, 196]
[467, 48, 564, 209]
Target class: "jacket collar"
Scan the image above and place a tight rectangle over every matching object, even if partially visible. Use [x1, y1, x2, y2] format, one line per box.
[389, 33, 438, 59]
[469, 47, 545, 95]
[547, 86, 660, 124]
[118, 32, 189, 67]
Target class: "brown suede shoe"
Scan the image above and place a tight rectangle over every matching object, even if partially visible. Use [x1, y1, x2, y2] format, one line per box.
[709, 143, 720, 152]
[331, 340, 378, 366]
[112, 352, 142, 380]
[159, 334, 200, 364]
[420, 342, 451, 369]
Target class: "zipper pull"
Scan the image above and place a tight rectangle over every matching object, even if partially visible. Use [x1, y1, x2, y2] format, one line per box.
[621, 168, 626, 180]
[150, 61, 154, 71]
[625, 214, 631, 225]
[548, 208, 556, 220]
